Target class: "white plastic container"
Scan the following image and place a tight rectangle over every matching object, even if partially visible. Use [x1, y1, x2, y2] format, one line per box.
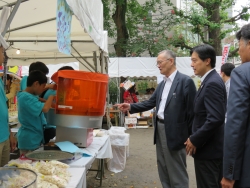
[107, 133, 130, 173]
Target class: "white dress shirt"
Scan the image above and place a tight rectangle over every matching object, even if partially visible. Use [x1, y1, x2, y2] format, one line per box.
[225, 78, 230, 123]
[225, 78, 230, 99]
[157, 70, 177, 120]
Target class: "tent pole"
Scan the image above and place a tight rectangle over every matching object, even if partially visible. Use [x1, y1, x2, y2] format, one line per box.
[7, 40, 93, 43]
[103, 51, 110, 128]
[70, 53, 93, 72]
[6, 18, 56, 33]
[3, 52, 8, 92]
[2, 0, 22, 37]
[71, 44, 95, 70]
[100, 50, 104, 73]
[9, 56, 98, 60]
[105, 56, 108, 73]
[0, 0, 29, 10]
[93, 51, 97, 72]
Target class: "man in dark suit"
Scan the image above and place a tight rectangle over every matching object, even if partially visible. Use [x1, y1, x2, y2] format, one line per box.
[221, 23, 250, 188]
[185, 44, 227, 188]
[116, 50, 197, 188]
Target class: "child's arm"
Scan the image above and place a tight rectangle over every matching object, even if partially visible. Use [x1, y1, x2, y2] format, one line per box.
[39, 97, 46, 102]
[45, 83, 57, 90]
[9, 128, 17, 152]
[42, 95, 54, 113]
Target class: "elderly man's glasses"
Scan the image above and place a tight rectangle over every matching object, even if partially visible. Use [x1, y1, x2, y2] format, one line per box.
[156, 58, 171, 66]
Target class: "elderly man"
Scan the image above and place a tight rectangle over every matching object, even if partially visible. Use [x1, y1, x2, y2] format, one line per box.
[221, 23, 250, 188]
[116, 49, 196, 188]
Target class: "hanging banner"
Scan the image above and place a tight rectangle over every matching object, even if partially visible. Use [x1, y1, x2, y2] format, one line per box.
[57, 0, 72, 55]
[222, 44, 231, 65]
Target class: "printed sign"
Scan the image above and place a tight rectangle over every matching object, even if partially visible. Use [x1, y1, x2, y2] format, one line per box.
[222, 44, 231, 65]
[125, 117, 137, 124]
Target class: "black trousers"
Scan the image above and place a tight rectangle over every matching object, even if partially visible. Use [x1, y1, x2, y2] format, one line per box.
[234, 182, 250, 188]
[44, 128, 56, 144]
[194, 158, 222, 188]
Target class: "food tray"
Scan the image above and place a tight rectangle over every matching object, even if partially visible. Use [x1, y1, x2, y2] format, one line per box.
[0, 167, 37, 187]
[25, 150, 73, 161]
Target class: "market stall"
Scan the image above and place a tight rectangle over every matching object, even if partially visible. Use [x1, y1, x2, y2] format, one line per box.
[0, 1, 112, 188]
[0, 0, 108, 73]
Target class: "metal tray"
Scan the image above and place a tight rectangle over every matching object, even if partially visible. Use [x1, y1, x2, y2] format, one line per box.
[25, 150, 73, 161]
[0, 167, 37, 187]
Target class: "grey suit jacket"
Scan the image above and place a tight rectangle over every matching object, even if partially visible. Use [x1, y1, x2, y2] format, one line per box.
[130, 71, 196, 150]
[223, 62, 250, 187]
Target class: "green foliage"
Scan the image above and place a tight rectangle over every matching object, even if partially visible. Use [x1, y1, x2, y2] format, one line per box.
[103, 0, 250, 56]
[109, 79, 119, 104]
[164, 0, 250, 55]
[137, 82, 148, 94]
[229, 45, 239, 57]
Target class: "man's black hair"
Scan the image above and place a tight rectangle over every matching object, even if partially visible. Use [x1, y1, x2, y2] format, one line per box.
[190, 44, 216, 68]
[58, 66, 74, 71]
[221, 63, 235, 77]
[236, 23, 250, 41]
[40, 66, 74, 98]
[129, 85, 136, 93]
[29, 61, 49, 75]
[27, 70, 47, 87]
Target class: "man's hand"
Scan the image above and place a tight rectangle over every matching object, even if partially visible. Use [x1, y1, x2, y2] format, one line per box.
[9, 133, 17, 152]
[184, 138, 196, 155]
[114, 103, 130, 113]
[221, 177, 235, 188]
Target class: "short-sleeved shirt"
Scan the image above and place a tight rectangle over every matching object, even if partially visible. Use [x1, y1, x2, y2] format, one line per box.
[20, 75, 28, 91]
[42, 89, 56, 129]
[43, 89, 56, 100]
[20, 75, 47, 126]
[0, 79, 9, 143]
[17, 91, 45, 150]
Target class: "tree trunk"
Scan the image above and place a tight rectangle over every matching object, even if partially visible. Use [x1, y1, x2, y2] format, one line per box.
[208, 4, 222, 55]
[112, 0, 129, 57]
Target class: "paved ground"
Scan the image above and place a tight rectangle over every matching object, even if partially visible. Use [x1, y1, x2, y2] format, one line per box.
[87, 128, 197, 188]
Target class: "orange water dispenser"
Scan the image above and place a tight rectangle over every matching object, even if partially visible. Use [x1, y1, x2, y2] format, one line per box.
[51, 70, 108, 116]
[47, 70, 109, 147]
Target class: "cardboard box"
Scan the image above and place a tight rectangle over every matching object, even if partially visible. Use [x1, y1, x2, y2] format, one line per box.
[125, 117, 137, 129]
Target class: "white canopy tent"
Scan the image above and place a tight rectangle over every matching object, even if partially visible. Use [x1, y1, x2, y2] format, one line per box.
[108, 57, 223, 78]
[0, 0, 108, 73]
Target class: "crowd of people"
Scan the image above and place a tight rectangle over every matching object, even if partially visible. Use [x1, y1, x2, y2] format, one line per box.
[117, 23, 250, 188]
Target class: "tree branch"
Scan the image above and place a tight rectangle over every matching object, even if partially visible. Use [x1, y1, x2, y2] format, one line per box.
[181, 43, 193, 50]
[228, 47, 239, 57]
[194, 0, 207, 8]
[224, 7, 250, 23]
